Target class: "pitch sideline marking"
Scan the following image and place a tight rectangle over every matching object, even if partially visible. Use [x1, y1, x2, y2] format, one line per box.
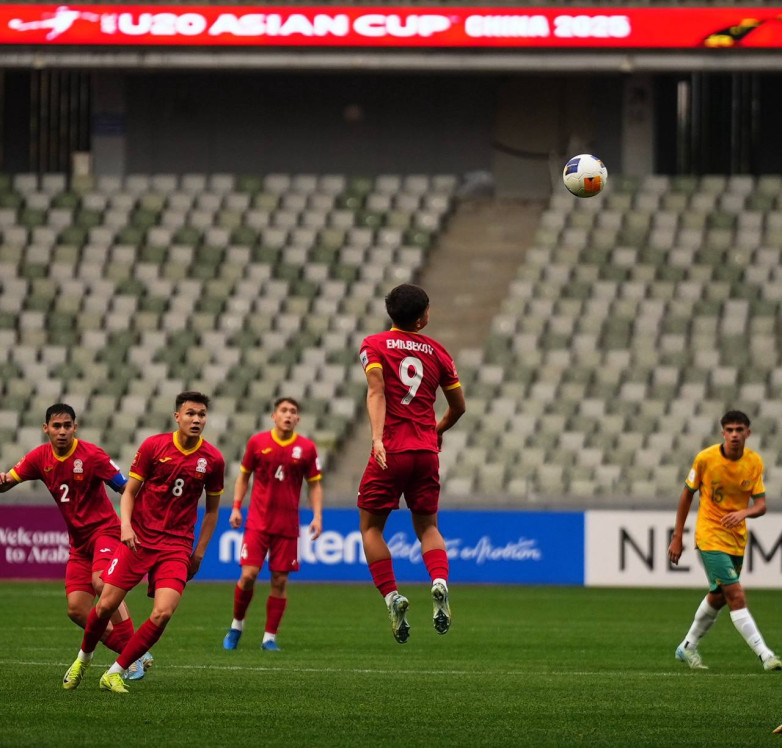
[0, 659, 772, 679]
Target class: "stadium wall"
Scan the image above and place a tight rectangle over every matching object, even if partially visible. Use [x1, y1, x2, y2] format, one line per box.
[3, 506, 781, 588]
[110, 72, 495, 176]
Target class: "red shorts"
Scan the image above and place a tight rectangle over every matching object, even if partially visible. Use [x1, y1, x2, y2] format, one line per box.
[241, 529, 299, 573]
[358, 450, 440, 515]
[101, 543, 190, 597]
[65, 534, 120, 596]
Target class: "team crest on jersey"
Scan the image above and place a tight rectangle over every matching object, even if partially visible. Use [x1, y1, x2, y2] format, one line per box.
[292, 446, 302, 460]
[741, 480, 751, 488]
[73, 459, 84, 474]
[196, 458, 207, 474]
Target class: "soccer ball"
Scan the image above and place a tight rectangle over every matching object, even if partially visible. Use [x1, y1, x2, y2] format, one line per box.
[562, 154, 607, 198]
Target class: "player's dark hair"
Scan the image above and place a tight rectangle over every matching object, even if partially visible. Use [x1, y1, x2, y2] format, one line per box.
[175, 391, 210, 410]
[721, 410, 750, 428]
[274, 397, 300, 412]
[45, 403, 76, 424]
[385, 283, 429, 329]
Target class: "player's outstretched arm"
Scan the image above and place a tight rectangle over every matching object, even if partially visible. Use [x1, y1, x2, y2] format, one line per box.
[0, 472, 19, 493]
[436, 386, 466, 449]
[668, 486, 695, 565]
[190, 492, 220, 579]
[307, 480, 323, 540]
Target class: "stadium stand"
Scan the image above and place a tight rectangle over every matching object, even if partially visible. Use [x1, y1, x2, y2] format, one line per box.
[2, 170, 780, 507]
[0, 171, 457, 497]
[440, 173, 782, 505]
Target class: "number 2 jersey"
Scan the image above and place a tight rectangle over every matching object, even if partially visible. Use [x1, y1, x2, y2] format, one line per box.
[9, 439, 126, 553]
[129, 431, 225, 552]
[242, 431, 321, 538]
[685, 443, 766, 556]
[359, 328, 461, 453]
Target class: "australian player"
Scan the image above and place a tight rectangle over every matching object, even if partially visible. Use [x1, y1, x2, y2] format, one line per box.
[357, 283, 466, 644]
[62, 391, 225, 693]
[668, 410, 781, 671]
[222, 397, 323, 652]
[0, 403, 150, 679]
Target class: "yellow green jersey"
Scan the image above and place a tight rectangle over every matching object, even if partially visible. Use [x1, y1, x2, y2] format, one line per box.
[685, 443, 765, 556]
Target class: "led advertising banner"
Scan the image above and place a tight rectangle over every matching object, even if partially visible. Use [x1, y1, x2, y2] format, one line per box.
[0, 6, 780, 48]
[197, 507, 585, 585]
[0, 506, 69, 580]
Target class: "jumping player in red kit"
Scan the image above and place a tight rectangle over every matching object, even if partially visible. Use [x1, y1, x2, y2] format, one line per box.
[357, 283, 466, 644]
[61, 391, 225, 694]
[0, 403, 150, 679]
[222, 397, 323, 652]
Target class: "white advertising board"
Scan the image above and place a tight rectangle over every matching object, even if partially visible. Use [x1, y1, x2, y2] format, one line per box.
[585, 510, 782, 589]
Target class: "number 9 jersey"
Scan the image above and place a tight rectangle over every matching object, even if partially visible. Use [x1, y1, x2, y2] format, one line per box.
[129, 431, 225, 552]
[359, 327, 461, 453]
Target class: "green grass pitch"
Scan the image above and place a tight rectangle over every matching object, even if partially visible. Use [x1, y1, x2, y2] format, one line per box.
[1, 581, 780, 746]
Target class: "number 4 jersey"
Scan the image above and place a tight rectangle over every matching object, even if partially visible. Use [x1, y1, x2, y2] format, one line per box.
[359, 328, 461, 454]
[241, 431, 322, 538]
[129, 431, 225, 552]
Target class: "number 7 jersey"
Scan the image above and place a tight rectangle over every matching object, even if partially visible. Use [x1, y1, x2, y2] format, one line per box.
[129, 431, 225, 551]
[359, 327, 461, 453]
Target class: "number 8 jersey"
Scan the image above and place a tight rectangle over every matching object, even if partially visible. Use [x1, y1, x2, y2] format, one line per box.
[129, 431, 225, 551]
[359, 327, 461, 454]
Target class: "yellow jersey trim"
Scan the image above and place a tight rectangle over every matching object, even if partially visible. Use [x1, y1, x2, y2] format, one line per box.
[365, 362, 382, 373]
[129, 471, 145, 482]
[240, 465, 252, 474]
[206, 489, 224, 496]
[443, 382, 462, 391]
[8, 468, 21, 483]
[390, 326, 419, 334]
[307, 474, 323, 483]
[51, 438, 79, 462]
[271, 430, 297, 447]
[173, 430, 203, 455]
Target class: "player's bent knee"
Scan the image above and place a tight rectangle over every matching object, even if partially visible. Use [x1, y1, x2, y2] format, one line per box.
[95, 600, 116, 619]
[240, 567, 260, 585]
[67, 608, 88, 627]
[150, 608, 175, 627]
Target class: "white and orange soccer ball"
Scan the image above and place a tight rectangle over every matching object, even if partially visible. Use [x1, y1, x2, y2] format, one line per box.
[562, 154, 607, 198]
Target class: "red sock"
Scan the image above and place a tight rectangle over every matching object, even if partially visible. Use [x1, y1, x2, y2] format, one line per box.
[423, 549, 449, 583]
[265, 596, 287, 635]
[116, 619, 166, 670]
[102, 618, 134, 654]
[369, 558, 397, 597]
[233, 585, 254, 621]
[81, 607, 111, 654]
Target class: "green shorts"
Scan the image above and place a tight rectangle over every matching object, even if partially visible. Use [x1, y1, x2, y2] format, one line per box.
[698, 549, 743, 592]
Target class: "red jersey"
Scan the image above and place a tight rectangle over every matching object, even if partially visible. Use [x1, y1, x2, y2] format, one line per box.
[129, 431, 225, 552]
[242, 430, 321, 538]
[360, 328, 461, 453]
[9, 439, 124, 553]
